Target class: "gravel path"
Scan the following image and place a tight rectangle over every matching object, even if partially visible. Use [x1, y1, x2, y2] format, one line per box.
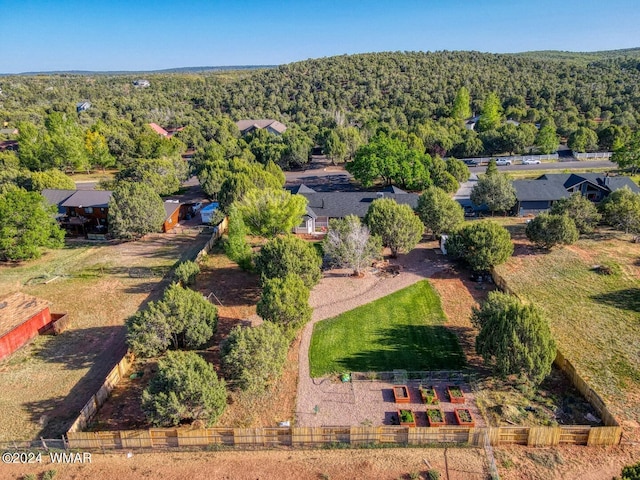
[296, 242, 451, 426]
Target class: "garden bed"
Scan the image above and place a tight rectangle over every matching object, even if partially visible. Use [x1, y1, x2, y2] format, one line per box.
[393, 385, 411, 403]
[419, 385, 439, 405]
[398, 409, 416, 428]
[426, 408, 446, 427]
[448, 385, 465, 404]
[454, 408, 475, 427]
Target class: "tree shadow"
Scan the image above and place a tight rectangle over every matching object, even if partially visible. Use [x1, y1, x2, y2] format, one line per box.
[591, 288, 640, 313]
[195, 265, 261, 308]
[331, 325, 466, 373]
[24, 325, 128, 438]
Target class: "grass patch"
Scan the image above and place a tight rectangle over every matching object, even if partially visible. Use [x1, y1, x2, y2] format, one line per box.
[309, 280, 465, 377]
[494, 234, 640, 422]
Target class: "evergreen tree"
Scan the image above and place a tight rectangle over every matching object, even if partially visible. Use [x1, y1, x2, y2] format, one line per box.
[108, 181, 166, 239]
[364, 198, 424, 257]
[416, 186, 465, 237]
[141, 351, 227, 427]
[255, 235, 322, 288]
[472, 291, 556, 385]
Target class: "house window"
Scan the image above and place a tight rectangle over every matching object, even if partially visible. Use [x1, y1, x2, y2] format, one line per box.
[84, 207, 93, 214]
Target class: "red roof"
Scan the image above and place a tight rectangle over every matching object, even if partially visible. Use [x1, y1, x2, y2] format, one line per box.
[148, 123, 169, 137]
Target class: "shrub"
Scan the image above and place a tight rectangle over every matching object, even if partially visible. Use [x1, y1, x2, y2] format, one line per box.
[257, 273, 312, 328]
[619, 460, 640, 480]
[142, 351, 227, 427]
[549, 192, 601, 234]
[225, 206, 253, 270]
[255, 235, 322, 288]
[221, 322, 289, 395]
[174, 260, 200, 287]
[525, 213, 579, 249]
[364, 198, 424, 257]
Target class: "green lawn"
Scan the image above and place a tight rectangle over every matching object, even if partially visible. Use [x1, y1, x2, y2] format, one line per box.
[494, 235, 640, 423]
[309, 280, 465, 377]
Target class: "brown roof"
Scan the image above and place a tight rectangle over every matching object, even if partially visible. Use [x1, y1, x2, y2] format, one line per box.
[148, 123, 168, 136]
[0, 292, 51, 337]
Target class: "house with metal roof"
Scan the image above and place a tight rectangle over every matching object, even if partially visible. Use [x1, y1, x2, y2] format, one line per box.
[42, 189, 112, 236]
[512, 173, 640, 216]
[236, 119, 287, 136]
[290, 185, 419, 234]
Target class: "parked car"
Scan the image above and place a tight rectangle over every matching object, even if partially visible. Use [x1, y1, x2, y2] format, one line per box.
[463, 159, 479, 166]
[522, 159, 541, 165]
[495, 159, 512, 166]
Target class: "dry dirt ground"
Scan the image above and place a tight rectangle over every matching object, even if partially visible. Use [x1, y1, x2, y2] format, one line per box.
[0, 447, 488, 480]
[0, 232, 211, 441]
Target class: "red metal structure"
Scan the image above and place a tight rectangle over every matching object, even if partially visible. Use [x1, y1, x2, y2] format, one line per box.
[0, 292, 67, 361]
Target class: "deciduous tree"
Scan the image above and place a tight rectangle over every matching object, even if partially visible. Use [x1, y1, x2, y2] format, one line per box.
[322, 215, 382, 276]
[470, 170, 516, 214]
[235, 188, 307, 238]
[0, 187, 64, 261]
[612, 131, 640, 173]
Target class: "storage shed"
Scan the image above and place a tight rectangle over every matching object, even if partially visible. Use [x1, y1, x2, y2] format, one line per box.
[0, 292, 67, 361]
[200, 202, 220, 224]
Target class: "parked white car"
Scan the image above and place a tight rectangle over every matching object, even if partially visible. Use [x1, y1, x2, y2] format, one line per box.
[522, 159, 541, 165]
[495, 159, 512, 166]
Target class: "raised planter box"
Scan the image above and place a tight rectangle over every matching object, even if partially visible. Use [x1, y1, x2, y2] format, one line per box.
[393, 385, 411, 404]
[419, 385, 439, 405]
[426, 408, 446, 427]
[398, 409, 416, 428]
[447, 385, 465, 404]
[454, 408, 475, 427]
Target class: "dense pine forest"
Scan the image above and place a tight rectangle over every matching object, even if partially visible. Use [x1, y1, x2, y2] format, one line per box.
[2, 49, 640, 192]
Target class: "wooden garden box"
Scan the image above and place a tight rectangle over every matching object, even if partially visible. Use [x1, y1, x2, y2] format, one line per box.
[447, 385, 465, 404]
[426, 408, 446, 427]
[419, 385, 439, 405]
[398, 409, 416, 428]
[454, 408, 475, 427]
[393, 385, 411, 403]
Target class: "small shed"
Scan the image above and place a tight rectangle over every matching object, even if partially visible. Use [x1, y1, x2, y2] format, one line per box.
[162, 200, 182, 232]
[0, 292, 68, 361]
[200, 202, 220, 224]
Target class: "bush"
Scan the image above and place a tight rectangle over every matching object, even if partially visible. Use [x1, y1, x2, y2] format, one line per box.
[257, 273, 312, 328]
[126, 283, 218, 357]
[221, 322, 289, 395]
[619, 460, 640, 480]
[142, 351, 227, 427]
[364, 198, 424, 257]
[445, 220, 513, 271]
[225, 206, 253, 270]
[175, 260, 200, 287]
[549, 192, 601, 234]
[255, 235, 322, 288]
[525, 213, 579, 249]
[472, 291, 556, 385]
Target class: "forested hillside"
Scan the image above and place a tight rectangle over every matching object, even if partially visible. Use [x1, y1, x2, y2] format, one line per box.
[1, 49, 640, 186]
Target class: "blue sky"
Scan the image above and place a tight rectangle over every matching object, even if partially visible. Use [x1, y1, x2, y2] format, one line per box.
[3, 0, 640, 73]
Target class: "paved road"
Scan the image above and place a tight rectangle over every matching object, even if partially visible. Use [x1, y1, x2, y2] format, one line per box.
[469, 160, 615, 173]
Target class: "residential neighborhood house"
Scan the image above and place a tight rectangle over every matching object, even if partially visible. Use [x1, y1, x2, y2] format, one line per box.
[290, 185, 419, 234]
[512, 173, 640, 216]
[235, 119, 287, 136]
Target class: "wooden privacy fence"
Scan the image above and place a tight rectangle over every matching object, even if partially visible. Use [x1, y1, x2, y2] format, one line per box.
[67, 424, 621, 450]
[67, 354, 134, 433]
[490, 269, 621, 429]
[194, 217, 228, 263]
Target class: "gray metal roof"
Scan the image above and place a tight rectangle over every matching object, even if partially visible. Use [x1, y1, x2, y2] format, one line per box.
[236, 119, 287, 135]
[41, 189, 76, 207]
[289, 184, 317, 194]
[537, 173, 640, 194]
[61, 190, 112, 208]
[163, 200, 181, 219]
[512, 180, 570, 202]
[301, 191, 419, 218]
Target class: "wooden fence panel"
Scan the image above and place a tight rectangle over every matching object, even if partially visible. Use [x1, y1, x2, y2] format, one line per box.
[587, 426, 622, 446]
[350, 426, 379, 445]
[557, 426, 590, 445]
[149, 429, 178, 447]
[380, 426, 408, 444]
[528, 427, 561, 446]
[262, 427, 291, 446]
[291, 427, 324, 446]
[498, 427, 529, 445]
[176, 429, 208, 447]
[233, 428, 264, 446]
[207, 428, 235, 445]
[121, 430, 153, 448]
